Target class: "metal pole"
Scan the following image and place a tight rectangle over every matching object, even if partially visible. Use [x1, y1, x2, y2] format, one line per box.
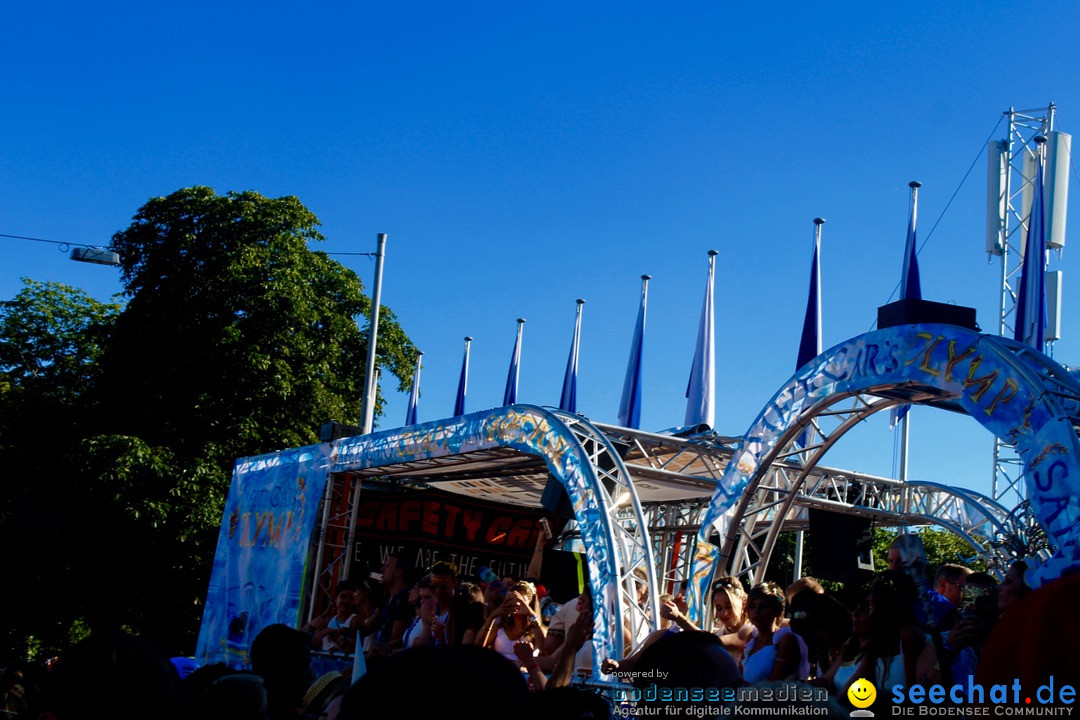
[991, 111, 1015, 503]
[361, 234, 387, 434]
[352, 233, 385, 679]
[362, 369, 380, 439]
[899, 412, 910, 483]
[793, 529, 804, 583]
[307, 474, 337, 624]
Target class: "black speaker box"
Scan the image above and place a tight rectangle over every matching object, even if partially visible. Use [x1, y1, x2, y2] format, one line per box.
[808, 509, 875, 583]
[877, 299, 978, 331]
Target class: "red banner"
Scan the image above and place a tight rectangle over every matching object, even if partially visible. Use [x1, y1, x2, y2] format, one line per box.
[351, 488, 548, 583]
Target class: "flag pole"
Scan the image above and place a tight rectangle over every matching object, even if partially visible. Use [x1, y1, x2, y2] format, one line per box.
[454, 337, 472, 417]
[901, 181, 922, 302]
[503, 318, 525, 406]
[899, 409, 911, 483]
[560, 299, 585, 413]
[405, 351, 423, 426]
[807, 218, 824, 362]
[898, 181, 920, 483]
[1014, 136, 1048, 351]
[361, 233, 387, 434]
[352, 236, 384, 687]
[618, 275, 650, 428]
[794, 218, 824, 582]
[685, 250, 718, 429]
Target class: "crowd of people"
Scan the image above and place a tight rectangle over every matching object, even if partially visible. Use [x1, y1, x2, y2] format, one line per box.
[4, 532, 1078, 718]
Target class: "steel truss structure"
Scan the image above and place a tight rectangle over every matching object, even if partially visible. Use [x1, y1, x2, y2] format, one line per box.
[989, 104, 1058, 510]
[294, 325, 1080, 662]
[599, 408, 1027, 593]
[303, 406, 1030, 657]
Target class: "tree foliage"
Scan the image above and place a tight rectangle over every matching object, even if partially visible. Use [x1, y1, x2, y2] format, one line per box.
[0, 280, 120, 436]
[103, 186, 416, 463]
[0, 281, 123, 658]
[762, 525, 989, 609]
[0, 187, 417, 660]
[870, 526, 988, 575]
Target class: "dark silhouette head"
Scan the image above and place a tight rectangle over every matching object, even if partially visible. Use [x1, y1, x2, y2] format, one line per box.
[338, 644, 528, 718]
[250, 623, 313, 717]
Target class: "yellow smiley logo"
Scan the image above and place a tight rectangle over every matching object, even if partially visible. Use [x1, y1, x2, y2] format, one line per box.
[847, 678, 877, 709]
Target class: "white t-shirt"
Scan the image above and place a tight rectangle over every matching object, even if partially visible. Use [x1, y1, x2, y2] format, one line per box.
[323, 613, 357, 651]
[549, 598, 593, 676]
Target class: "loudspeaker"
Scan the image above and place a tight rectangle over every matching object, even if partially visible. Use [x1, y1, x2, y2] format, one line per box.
[540, 548, 589, 603]
[808, 509, 875, 583]
[877, 299, 978, 331]
[540, 475, 575, 518]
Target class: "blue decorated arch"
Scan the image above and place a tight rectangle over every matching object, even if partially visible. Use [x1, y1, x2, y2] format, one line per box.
[688, 323, 1080, 621]
[196, 404, 651, 673]
[331, 405, 622, 662]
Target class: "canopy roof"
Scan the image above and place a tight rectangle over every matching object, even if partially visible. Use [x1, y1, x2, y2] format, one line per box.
[344, 419, 741, 506]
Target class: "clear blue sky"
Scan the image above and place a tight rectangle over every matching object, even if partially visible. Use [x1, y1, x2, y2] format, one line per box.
[4, 2, 1080, 498]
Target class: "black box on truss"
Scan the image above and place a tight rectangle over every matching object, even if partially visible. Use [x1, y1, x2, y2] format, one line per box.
[877, 299, 978, 331]
[808, 509, 875, 583]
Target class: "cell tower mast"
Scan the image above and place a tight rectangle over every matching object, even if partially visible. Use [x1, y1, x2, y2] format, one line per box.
[986, 104, 1071, 507]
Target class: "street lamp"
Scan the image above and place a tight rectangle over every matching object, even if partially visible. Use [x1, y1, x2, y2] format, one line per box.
[70, 247, 120, 266]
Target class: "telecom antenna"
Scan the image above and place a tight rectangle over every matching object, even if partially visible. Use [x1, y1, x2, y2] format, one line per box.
[986, 104, 1072, 507]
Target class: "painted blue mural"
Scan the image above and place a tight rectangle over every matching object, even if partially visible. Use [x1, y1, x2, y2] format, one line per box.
[195, 444, 332, 668]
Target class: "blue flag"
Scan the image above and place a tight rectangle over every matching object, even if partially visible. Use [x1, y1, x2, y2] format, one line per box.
[405, 352, 423, 426]
[454, 337, 471, 417]
[796, 220, 823, 370]
[618, 276, 649, 428]
[893, 183, 922, 428]
[900, 182, 922, 302]
[1014, 151, 1048, 351]
[796, 221, 823, 448]
[560, 300, 585, 413]
[503, 319, 524, 406]
[685, 251, 717, 428]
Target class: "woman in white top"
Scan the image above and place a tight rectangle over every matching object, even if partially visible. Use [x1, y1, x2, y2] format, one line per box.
[661, 576, 754, 665]
[740, 581, 810, 683]
[840, 571, 937, 700]
[314, 584, 360, 653]
[476, 581, 546, 663]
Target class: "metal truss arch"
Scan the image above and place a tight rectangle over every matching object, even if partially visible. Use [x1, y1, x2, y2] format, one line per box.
[547, 410, 661, 653]
[687, 323, 1080, 623]
[325, 404, 665, 669]
[720, 391, 900, 582]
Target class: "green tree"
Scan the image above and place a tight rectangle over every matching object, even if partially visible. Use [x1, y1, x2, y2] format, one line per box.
[0, 279, 120, 437]
[0, 188, 418, 658]
[0, 281, 121, 659]
[101, 186, 416, 464]
[870, 526, 988, 575]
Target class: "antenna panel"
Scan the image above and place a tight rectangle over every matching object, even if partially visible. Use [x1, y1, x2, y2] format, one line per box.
[1046, 131, 1071, 250]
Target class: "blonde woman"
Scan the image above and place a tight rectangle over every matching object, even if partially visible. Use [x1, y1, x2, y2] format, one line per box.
[476, 581, 546, 664]
[663, 576, 753, 663]
[710, 576, 750, 635]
